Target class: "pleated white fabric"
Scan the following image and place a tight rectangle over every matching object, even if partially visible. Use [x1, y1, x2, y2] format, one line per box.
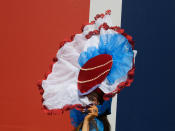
[41, 14, 136, 110]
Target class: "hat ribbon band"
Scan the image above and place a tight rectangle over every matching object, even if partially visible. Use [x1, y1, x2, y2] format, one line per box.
[80, 60, 113, 71]
[77, 69, 110, 84]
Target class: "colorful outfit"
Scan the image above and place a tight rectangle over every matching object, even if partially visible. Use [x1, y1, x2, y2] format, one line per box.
[70, 98, 112, 130]
[37, 10, 137, 130]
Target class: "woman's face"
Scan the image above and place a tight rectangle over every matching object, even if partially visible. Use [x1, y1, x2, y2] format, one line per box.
[87, 92, 99, 105]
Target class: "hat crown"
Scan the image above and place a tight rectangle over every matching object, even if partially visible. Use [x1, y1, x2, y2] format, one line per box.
[78, 54, 113, 95]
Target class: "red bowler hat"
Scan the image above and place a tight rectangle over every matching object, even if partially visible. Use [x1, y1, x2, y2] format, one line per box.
[78, 54, 113, 95]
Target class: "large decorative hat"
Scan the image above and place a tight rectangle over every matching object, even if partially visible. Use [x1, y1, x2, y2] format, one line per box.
[37, 10, 137, 113]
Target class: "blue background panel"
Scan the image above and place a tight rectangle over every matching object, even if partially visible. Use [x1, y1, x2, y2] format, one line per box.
[116, 0, 175, 131]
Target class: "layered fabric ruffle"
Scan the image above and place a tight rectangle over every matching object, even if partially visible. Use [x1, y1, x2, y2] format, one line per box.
[79, 32, 134, 85]
[37, 10, 137, 112]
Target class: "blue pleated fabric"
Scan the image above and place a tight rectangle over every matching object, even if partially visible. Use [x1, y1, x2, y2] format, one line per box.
[78, 33, 134, 84]
[70, 98, 112, 130]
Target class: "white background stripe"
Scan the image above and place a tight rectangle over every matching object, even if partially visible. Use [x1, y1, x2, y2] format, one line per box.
[89, 0, 122, 26]
[89, 0, 123, 130]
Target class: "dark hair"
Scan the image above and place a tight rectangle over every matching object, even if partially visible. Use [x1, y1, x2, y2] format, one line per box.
[74, 88, 111, 131]
[74, 114, 110, 131]
[98, 115, 111, 131]
[95, 89, 111, 131]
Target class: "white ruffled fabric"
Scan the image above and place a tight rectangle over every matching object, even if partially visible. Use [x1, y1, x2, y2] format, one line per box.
[42, 14, 136, 110]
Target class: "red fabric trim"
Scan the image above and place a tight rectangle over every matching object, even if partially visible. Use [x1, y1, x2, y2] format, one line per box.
[37, 17, 101, 114]
[83, 22, 136, 100]
[103, 64, 135, 100]
[37, 10, 136, 113]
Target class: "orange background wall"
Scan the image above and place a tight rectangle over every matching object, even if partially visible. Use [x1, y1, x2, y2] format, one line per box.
[0, 0, 90, 130]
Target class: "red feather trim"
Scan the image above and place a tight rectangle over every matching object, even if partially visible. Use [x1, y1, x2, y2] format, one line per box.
[37, 10, 136, 114]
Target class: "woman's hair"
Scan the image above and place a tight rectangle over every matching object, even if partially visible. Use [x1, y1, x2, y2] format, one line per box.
[74, 88, 111, 131]
[98, 115, 111, 131]
[75, 115, 110, 131]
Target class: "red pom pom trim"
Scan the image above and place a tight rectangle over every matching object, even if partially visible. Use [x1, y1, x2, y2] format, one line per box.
[37, 10, 136, 114]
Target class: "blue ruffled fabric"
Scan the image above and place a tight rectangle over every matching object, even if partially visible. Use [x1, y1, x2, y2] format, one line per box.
[78, 118, 104, 131]
[97, 97, 112, 116]
[70, 109, 86, 127]
[70, 98, 112, 129]
[78, 33, 134, 84]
